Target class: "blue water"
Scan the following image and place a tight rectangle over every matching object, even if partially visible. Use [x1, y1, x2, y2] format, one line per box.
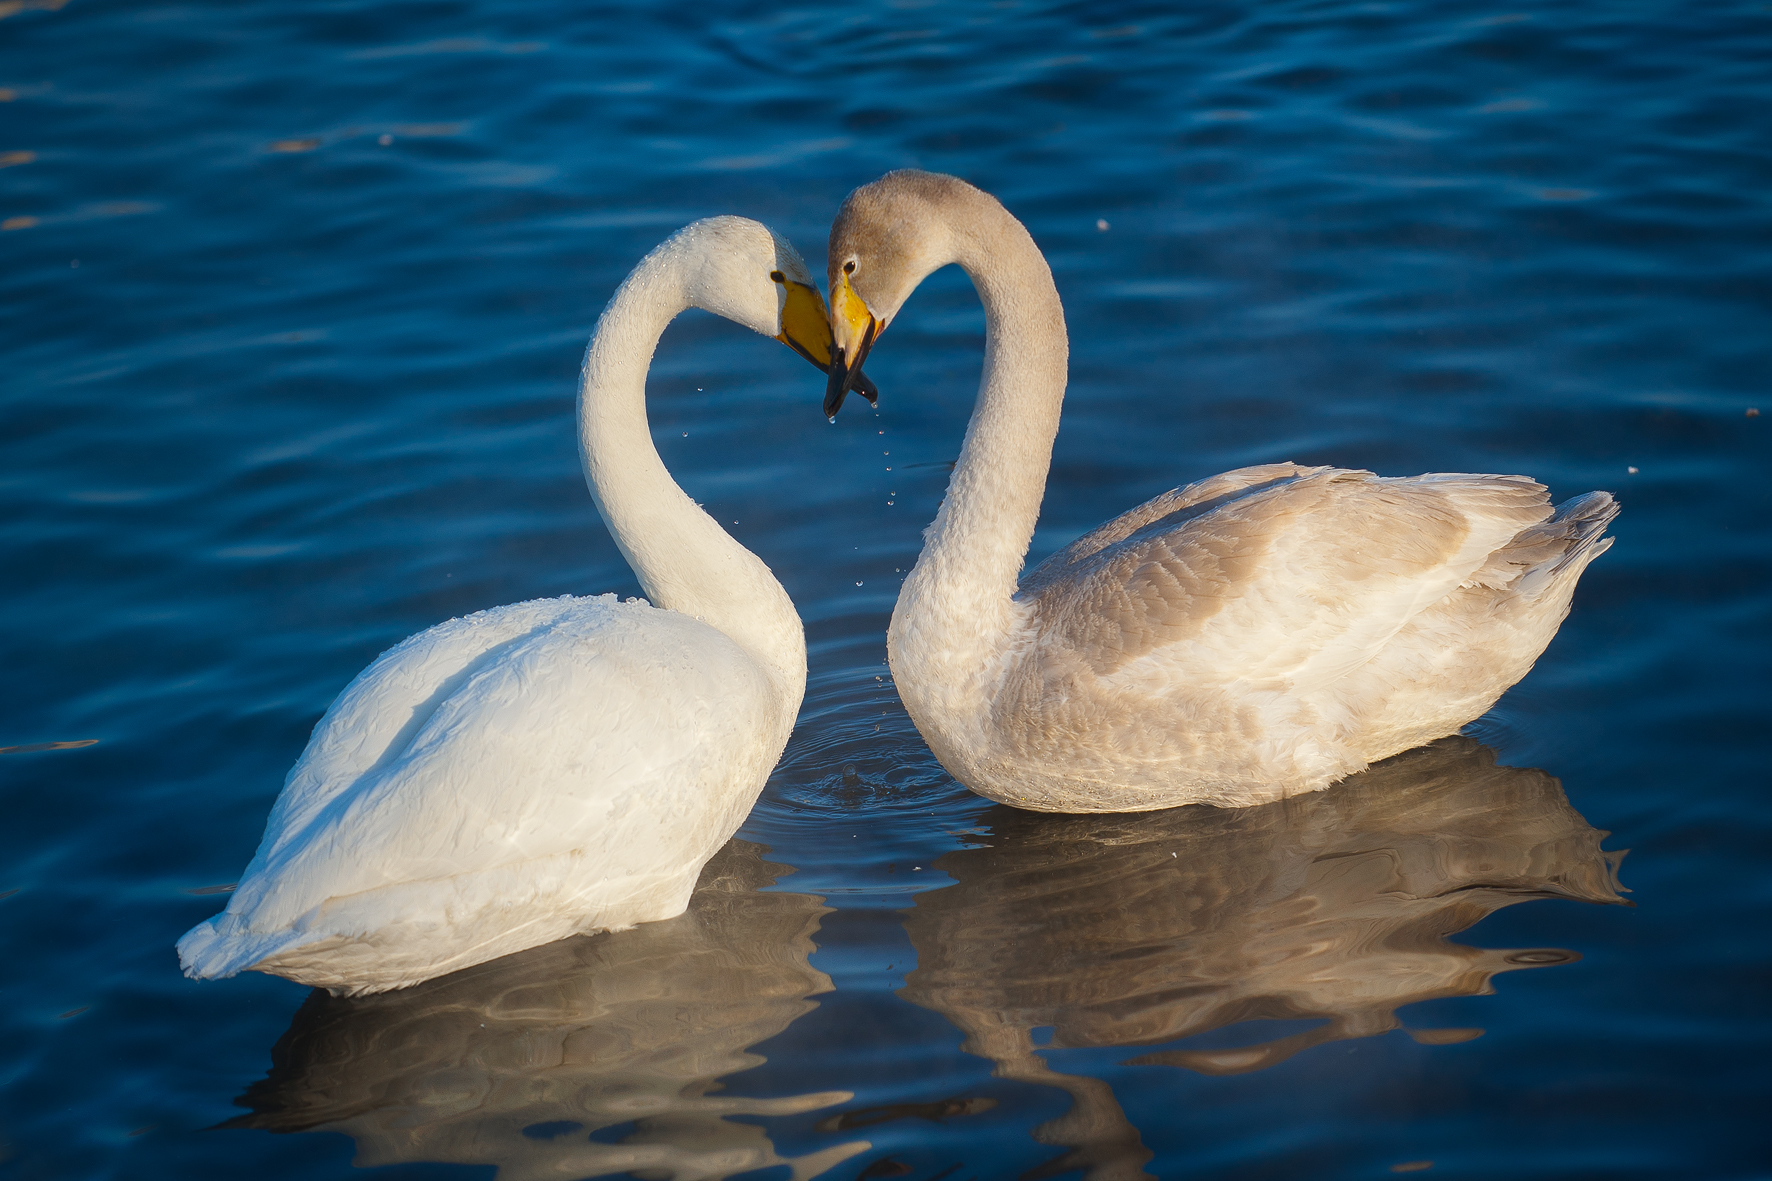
[3, 1, 1768, 1178]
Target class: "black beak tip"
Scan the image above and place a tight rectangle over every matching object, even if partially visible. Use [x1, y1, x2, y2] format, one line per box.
[851, 369, 880, 408]
[824, 350, 854, 418]
[822, 335, 880, 419]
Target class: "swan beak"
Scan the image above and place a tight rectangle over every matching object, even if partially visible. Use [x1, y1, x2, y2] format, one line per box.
[824, 270, 881, 418]
[776, 278, 878, 410]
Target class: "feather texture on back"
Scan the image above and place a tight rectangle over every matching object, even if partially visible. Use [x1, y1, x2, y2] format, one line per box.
[988, 466, 1616, 808]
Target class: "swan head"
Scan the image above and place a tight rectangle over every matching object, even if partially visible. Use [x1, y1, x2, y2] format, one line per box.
[661, 216, 877, 406]
[824, 170, 985, 416]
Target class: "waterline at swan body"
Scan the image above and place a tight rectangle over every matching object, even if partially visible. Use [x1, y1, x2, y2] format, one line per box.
[824, 171, 1617, 813]
[178, 218, 841, 995]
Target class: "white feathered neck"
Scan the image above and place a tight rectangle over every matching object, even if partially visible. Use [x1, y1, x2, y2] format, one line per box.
[578, 219, 805, 695]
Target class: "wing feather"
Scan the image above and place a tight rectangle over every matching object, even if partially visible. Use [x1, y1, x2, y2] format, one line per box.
[257, 596, 587, 867]
[1021, 467, 1555, 693]
[1018, 463, 1327, 596]
[226, 601, 771, 936]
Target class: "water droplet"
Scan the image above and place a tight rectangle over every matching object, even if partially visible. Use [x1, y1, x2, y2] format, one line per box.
[1627, 465, 1638, 474]
[1096, 218, 1110, 231]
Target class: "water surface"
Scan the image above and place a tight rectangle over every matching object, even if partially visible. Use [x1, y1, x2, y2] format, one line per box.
[2, 1, 1768, 1178]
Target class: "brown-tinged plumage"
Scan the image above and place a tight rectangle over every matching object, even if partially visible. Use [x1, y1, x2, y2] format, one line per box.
[825, 172, 1617, 811]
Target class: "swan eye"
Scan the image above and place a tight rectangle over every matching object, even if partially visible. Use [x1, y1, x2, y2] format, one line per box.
[769, 270, 786, 283]
[843, 260, 856, 274]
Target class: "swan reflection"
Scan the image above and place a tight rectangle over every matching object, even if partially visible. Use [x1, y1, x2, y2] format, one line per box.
[901, 738, 1627, 1180]
[229, 840, 869, 1181]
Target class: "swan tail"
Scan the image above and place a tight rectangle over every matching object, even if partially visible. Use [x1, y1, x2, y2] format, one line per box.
[176, 914, 326, 983]
[1474, 490, 1618, 596]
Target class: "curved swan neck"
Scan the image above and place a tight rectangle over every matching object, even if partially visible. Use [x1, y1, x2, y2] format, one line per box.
[579, 239, 805, 695]
[895, 192, 1068, 672]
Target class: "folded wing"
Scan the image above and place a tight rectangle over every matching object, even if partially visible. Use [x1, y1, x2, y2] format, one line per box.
[1022, 465, 1558, 695]
[183, 597, 772, 981]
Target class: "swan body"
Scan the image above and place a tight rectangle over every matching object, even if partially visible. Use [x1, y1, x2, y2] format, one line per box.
[180, 217, 834, 994]
[824, 171, 1617, 813]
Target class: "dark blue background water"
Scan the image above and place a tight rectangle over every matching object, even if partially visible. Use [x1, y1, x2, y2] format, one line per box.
[3, 1, 1768, 1178]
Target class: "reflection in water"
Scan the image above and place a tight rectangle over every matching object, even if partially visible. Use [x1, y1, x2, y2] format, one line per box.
[230, 840, 869, 1181]
[901, 738, 1628, 1180]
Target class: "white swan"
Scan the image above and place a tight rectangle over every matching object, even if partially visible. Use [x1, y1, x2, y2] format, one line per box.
[823, 171, 1618, 813]
[180, 217, 854, 995]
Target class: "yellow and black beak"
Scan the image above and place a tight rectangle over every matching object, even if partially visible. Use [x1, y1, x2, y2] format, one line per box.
[824, 268, 882, 419]
[773, 271, 878, 413]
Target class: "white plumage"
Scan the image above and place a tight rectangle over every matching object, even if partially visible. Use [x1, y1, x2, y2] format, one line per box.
[824, 171, 1617, 813]
[179, 218, 828, 994]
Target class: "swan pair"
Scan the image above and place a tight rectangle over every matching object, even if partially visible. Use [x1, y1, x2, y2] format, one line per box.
[181, 174, 1615, 996]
